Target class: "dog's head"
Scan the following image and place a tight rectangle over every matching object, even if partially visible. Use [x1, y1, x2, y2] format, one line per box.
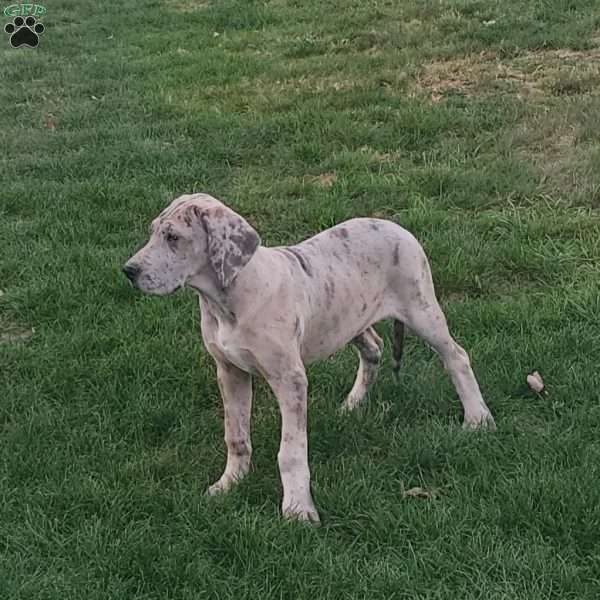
[123, 193, 260, 295]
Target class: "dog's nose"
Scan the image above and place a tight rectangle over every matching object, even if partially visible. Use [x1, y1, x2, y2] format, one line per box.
[122, 263, 141, 282]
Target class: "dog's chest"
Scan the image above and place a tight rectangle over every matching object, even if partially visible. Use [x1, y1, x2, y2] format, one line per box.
[209, 327, 258, 374]
[199, 298, 257, 373]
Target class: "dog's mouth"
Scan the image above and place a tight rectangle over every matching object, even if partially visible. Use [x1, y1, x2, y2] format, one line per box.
[149, 283, 183, 296]
[132, 276, 184, 296]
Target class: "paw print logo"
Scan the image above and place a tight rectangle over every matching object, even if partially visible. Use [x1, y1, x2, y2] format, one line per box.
[4, 16, 45, 48]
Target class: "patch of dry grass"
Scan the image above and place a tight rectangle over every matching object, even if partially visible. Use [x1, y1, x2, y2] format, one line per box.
[508, 113, 600, 205]
[412, 39, 600, 204]
[163, 0, 210, 12]
[414, 45, 600, 102]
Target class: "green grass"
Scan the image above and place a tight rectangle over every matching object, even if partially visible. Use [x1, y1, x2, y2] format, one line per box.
[2, 0, 600, 597]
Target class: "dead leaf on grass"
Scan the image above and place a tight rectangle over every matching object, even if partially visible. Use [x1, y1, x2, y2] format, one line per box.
[526, 370, 546, 395]
[43, 113, 57, 130]
[311, 172, 337, 188]
[403, 486, 440, 499]
[370, 210, 391, 219]
[0, 326, 35, 344]
[164, 0, 210, 12]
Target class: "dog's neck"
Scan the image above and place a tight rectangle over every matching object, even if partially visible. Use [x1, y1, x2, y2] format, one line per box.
[185, 270, 237, 322]
[185, 247, 272, 324]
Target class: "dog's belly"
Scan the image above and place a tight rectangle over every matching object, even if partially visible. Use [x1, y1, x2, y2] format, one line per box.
[299, 286, 388, 365]
[301, 326, 369, 364]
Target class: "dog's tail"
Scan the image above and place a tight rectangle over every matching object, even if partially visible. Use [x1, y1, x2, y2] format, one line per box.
[391, 319, 405, 380]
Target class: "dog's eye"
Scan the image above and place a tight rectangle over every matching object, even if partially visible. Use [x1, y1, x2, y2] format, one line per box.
[166, 233, 179, 243]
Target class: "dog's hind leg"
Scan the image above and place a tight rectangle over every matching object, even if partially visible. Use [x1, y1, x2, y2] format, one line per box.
[341, 326, 383, 411]
[395, 265, 495, 429]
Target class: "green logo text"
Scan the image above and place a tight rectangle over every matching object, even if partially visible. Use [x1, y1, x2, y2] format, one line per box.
[4, 4, 47, 17]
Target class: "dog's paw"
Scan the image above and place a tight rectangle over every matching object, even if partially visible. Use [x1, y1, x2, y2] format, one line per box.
[206, 475, 236, 496]
[463, 409, 496, 431]
[340, 392, 366, 412]
[339, 398, 358, 413]
[282, 499, 321, 525]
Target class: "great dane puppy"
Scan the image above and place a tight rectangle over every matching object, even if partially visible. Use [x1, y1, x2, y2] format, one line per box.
[123, 193, 495, 523]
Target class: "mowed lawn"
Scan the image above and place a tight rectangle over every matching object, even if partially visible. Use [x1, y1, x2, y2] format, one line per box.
[2, 0, 600, 597]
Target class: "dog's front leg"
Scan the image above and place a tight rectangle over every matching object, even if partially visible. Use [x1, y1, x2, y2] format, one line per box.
[207, 360, 253, 496]
[266, 367, 320, 524]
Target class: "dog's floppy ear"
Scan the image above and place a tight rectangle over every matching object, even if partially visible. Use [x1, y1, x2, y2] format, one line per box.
[194, 203, 261, 289]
